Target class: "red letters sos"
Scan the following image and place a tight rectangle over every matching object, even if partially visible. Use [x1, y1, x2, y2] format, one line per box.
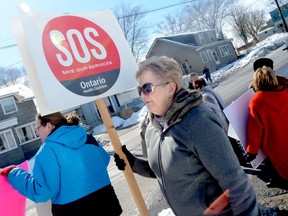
[42, 16, 120, 96]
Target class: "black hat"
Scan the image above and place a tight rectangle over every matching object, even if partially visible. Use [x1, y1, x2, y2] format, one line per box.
[253, 58, 273, 71]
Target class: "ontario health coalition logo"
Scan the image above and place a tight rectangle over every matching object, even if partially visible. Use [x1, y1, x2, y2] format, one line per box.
[42, 15, 120, 96]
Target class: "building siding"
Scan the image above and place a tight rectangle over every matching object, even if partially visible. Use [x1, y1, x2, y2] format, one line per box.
[146, 31, 237, 76]
[0, 90, 42, 167]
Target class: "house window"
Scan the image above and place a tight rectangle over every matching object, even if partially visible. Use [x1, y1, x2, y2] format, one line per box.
[219, 45, 232, 57]
[208, 32, 214, 42]
[200, 51, 208, 63]
[116, 89, 140, 107]
[0, 129, 17, 153]
[198, 34, 206, 44]
[206, 49, 213, 60]
[181, 62, 190, 75]
[1, 97, 18, 114]
[15, 122, 38, 144]
[211, 49, 220, 63]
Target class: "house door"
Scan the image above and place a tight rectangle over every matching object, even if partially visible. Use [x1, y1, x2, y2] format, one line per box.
[211, 49, 220, 65]
[105, 97, 115, 113]
[181, 62, 190, 75]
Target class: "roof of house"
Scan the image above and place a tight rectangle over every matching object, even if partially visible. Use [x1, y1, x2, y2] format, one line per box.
[164, 29, 215, 37]
[147, 31, 231, 57]
[0, 84, 34, 101]
[156, 38, 197, 47]
[258, 26, 275, 34]
[146, 36, 197, 57]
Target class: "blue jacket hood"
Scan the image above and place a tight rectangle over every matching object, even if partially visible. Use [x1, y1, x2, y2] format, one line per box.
[46, 125, 87, 150]
[7, 124, 111, 205]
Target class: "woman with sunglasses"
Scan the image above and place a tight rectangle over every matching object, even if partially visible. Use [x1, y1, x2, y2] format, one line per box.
[114, 56, 284, 215]
[0, 112, 122, 216]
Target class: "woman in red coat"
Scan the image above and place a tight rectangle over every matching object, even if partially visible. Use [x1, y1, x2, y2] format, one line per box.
[246, 66, 288, 189]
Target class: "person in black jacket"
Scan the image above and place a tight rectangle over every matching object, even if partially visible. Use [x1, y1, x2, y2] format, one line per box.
[203, 66, 212, 82]
[248, 58, 288, 91]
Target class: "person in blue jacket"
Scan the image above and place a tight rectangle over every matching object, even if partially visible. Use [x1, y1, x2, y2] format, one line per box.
[0, 112, 122, 216]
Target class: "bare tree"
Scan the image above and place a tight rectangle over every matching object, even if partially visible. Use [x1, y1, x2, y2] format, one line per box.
[184, 0, 235, 38]
[246, 10, 266, 42]
[114, 3, 149, 62]
[19, 64, 31, 87]
[0, 66, 23, 87]
[228, 5, 249, 45]
[228, 5, 266, 45]
[155, 0, 235, 38]
[156, 12, 191, 36]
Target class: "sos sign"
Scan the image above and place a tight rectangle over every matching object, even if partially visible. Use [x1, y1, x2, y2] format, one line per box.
[42, 16, 120, 96]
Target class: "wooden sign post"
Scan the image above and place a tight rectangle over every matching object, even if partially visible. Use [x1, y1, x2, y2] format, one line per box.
[95, 99, 149, 216]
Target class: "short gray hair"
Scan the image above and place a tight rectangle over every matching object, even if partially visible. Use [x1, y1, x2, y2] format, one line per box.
[136, 56, 184, 92]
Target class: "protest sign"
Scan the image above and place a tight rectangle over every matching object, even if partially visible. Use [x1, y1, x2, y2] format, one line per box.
[11, 7, 149, 215]
[0, 160, 28, 216]
[224, 89, 266, 168]
[11, 9, 137, 115]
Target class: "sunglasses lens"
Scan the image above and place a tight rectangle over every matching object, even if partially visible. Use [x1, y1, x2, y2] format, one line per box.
[138, 83, 153, 96]
[142, 83, 153, 94]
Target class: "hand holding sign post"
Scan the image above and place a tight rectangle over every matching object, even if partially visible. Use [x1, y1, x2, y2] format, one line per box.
[95, 99, 149, 216]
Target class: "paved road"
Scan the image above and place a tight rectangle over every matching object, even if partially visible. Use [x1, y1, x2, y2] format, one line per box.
[213, 45, 288, 212]
[214, 42, 288, 107]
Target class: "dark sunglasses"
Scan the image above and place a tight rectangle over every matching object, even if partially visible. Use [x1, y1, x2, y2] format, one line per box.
[137, 82, 170, 96]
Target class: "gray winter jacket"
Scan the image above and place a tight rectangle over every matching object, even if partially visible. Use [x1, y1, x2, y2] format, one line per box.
[132, 89, 260, 216]
[201, 86, 229, 134]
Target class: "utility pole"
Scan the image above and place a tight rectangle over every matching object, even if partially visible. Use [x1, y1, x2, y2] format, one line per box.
[274, 0, 288, 32]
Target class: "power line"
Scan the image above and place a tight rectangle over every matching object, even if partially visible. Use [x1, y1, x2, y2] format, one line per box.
[0, 44, 17, 49]
[0, 1, 194, 44]
[7, 61, 22, 67]
[0, 37, 14, 43]
[118, 0, 194, 18]
[0, 38, 16, 49]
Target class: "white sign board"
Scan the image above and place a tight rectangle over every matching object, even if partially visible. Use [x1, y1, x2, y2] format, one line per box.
[224, 89, 266, 168]
[11, 9, 138, 115]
